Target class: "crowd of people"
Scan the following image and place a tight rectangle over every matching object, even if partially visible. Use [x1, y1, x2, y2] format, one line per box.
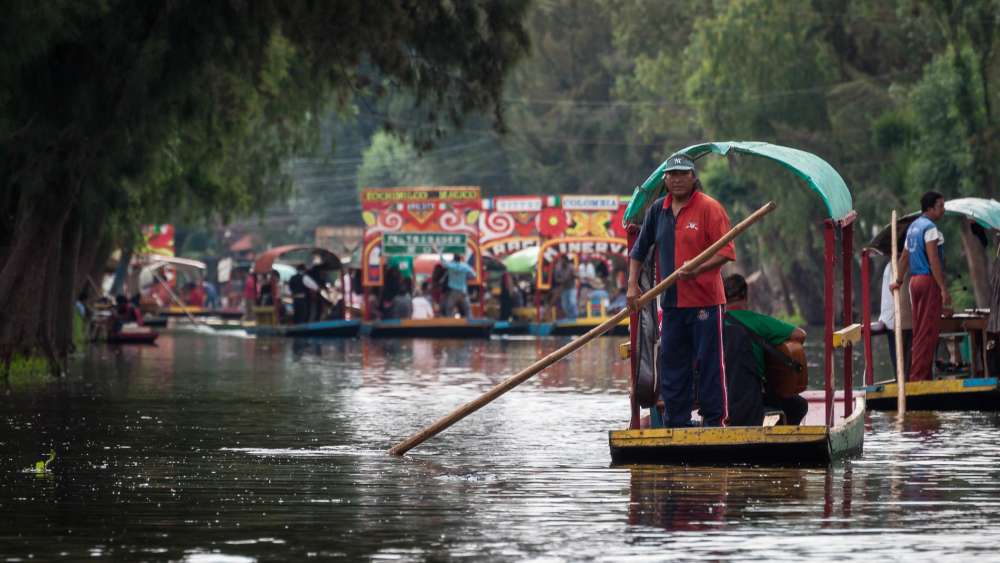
[249, 264, 350, 324]
[371, 251, 479, 321]
[548, 254, 627, 321]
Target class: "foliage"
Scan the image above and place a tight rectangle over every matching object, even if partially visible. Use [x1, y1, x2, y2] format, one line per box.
[0, 1, 531, 370]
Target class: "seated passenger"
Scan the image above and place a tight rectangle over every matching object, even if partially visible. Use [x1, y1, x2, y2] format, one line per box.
[412, 281, 435, 320]
[723, 274, 808, 426]
[586, 277, 610, 317]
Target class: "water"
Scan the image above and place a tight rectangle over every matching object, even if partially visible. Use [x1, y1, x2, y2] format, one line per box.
[3, 330, 1000, 561]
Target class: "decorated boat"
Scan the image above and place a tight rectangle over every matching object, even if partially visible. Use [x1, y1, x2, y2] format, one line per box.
[861, 197, 1000, 411]
[523, 195, 631, 336]
[610, 141, 865, 465]
[360, 186, 494, 338]
[246, 245, 361, 338]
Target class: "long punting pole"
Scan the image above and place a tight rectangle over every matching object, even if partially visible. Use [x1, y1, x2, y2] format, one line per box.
[842, 221, 854, 417]
[153, 272, 202, 326]
[387, 202, 778, 456]
[823, 220, 835, 427]
[861, 249, 874, 386]
[891, 210, 907, 415]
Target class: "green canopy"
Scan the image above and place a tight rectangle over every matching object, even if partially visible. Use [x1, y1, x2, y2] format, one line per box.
[622, 141, 854, 226]
[868, 197, 1000, 255]
[503, 246, 539, 274]
[944, 197, 1000, 231]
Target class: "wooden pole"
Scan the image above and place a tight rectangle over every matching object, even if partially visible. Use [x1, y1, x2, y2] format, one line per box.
[891, 210, 907, 415]
[154, 272, 203, 327]
[388, 201, 777, 456]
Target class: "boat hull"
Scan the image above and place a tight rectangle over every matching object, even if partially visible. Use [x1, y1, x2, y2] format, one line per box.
[365, 318, 494, 338]
[865, 377, 1000, 411]
[248, 320, 361, 338]
[609, 396, 865, 466]
[142, 316, 168, 328]
[491, 320, 532, 336]
[107, 330, 159, 345]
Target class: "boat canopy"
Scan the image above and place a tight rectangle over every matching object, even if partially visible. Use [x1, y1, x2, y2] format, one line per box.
[623, 141, 854, 226]
[867, 197, 1000, 255]
[138, 255, 207, 271]
[503, 246, 539, 274]
[253, 245, 342, 274]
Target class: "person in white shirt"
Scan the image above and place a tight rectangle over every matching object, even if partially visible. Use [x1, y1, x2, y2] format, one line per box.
[878, 259, 912, 378]
[411, 281, 435, 320]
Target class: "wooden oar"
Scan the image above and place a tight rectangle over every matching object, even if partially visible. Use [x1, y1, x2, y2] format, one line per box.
[153, 272, 203, 327]
[890, 210, 907, 415]
[388, 201, 778, 457]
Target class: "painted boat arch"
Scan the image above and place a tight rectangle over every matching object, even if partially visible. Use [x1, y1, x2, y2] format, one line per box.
[620, 141, 858, 451]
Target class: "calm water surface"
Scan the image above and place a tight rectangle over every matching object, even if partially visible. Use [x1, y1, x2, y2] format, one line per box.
[3, 329, 1000, 561]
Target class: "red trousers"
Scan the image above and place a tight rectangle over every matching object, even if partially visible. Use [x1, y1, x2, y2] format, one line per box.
[909, 275, 942, 381]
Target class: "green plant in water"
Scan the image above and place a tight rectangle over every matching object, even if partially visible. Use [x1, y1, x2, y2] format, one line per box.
[34, 450, 55, 476]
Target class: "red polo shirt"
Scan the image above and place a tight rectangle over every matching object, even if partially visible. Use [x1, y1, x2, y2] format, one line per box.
[667, 191, 734, 306]
[631, 190, 735, 308]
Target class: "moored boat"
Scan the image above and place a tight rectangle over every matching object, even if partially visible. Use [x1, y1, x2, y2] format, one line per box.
[247, 245, 359, 338]
[860, 197, 1000, 412]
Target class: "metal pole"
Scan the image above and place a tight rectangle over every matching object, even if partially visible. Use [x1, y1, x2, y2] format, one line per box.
[842, 222, 854, 417]
[861, 248, 874, 386]
[824, 220, 835, 427]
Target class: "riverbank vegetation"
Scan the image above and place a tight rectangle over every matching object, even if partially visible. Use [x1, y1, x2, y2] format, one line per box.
[0, 1, 530, 373]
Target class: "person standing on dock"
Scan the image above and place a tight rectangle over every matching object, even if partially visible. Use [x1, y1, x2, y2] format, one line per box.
[627, 154, 736, 427]
[892, 191, 949, 381]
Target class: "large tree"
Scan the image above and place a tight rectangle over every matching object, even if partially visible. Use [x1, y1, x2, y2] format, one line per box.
[0, 1, 529, 373]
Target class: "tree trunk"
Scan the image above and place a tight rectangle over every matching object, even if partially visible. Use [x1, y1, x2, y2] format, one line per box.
[53, 210, 83, 362]
[0, 198, 71, 366]
[960, 220, 990, 308]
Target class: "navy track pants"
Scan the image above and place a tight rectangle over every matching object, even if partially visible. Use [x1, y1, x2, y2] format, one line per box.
[659, 305, 729, 427]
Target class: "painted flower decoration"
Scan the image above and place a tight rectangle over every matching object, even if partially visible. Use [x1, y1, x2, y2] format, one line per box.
[538, 208, 568, 238]
[610, 204, 628, 238]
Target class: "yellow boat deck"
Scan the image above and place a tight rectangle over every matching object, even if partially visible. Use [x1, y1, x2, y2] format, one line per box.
[609, 394, 865, 465]
[865, 376, 1000, 411]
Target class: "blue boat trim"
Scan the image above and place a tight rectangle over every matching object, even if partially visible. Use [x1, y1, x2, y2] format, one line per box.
[963, 377, 998, 388]
[864, 385, 884, 393]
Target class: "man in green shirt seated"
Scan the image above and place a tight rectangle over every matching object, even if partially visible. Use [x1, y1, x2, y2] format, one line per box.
[723, 274, 809, 426]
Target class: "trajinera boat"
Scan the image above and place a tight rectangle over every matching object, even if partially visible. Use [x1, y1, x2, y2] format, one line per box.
[247, 245, 361, 338]
[609, 141, 865, 465]
[359, 186, 495, 338]
[861, 197, 1000, 411]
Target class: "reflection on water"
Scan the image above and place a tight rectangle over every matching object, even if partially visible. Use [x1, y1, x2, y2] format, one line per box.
[2, 332, 1000, 560]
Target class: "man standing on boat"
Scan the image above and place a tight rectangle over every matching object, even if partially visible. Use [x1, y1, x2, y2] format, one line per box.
[437, 248, 477, 318]
[627, 154, 736, 427]
[892, 191, 949, 381]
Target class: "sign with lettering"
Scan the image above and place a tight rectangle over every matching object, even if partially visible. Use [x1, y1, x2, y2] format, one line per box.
[383, 232, 467, 256]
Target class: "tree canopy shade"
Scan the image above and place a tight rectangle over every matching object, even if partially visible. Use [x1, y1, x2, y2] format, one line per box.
[0, 1, 530, 373]
[623, 142, 854, 226]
